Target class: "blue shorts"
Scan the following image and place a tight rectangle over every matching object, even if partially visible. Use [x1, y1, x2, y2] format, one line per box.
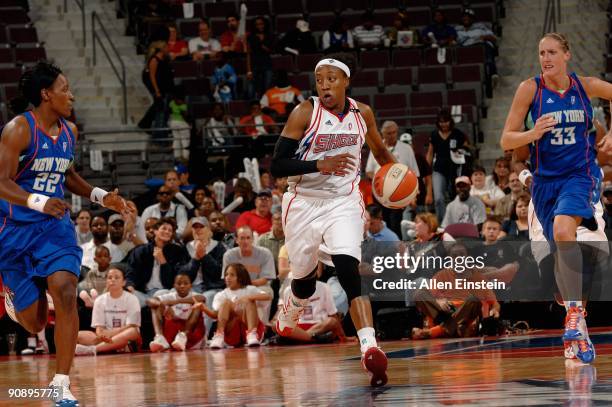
[0, 215, 82, 312]
[532, 171, 601, 242]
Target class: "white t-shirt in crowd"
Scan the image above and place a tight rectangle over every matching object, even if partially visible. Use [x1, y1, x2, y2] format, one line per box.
[212, 285, 266, 311]
[470, 184, 505, 204]
[188, 37, 221, 56]
[365, 141, 420, 177]
[80, 240, 125, 269]
[281, 281, 337, 324]
[156, 290, 198, 321]
[91, 291, 141, 329]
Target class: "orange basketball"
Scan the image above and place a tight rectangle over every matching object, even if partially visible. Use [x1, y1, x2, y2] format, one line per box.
[372, 163, 418, 209]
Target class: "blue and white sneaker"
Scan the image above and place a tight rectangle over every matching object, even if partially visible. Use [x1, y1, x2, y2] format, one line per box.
[50, 376, 79, 407]
[563, 307, 588, 342]
[575, 337, 596, 364]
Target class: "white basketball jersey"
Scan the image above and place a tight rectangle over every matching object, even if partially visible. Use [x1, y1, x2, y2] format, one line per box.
[288, 97, 366, 198]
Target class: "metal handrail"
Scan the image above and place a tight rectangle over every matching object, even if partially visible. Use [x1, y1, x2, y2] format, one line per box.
[91, 11, 128, 124]
[63, 0, 86, 47]
[542, 0, 561, 35]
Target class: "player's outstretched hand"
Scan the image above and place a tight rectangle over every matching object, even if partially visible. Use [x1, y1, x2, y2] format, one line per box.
[598, 133, 612, 155]
[43, 198, 71, 219]
[103, 188, 136, 218]
[317, 153, 355, 176]
[532, 114, 557, 140]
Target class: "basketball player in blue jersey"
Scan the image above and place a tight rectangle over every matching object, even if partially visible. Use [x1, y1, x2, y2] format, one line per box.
[501, 33, 612, 364]
[271, 55, 397, 386]
[0, 62, 134, 406]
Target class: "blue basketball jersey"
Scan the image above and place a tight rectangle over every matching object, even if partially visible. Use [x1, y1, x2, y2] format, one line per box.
[0, 111, 75, 223]
[526, 72, 598, 178]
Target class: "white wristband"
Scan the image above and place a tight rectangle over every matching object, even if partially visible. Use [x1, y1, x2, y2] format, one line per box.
[90, 187, 109, 206]
[518, 169, 532, 187]
[27, 193, 49, 213]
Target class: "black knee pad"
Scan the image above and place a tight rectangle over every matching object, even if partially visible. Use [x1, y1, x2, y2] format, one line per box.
[291, 268, 317, 299]
[331, 254, 361, 303]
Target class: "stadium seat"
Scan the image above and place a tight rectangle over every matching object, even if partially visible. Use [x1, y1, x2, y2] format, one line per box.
[384, 67, 413, 87]
[339, 0, 368, 11]
[189, 101, 213, 119]
[423, 47, 454, 66]
[306, 0, 341, 14]
[181, 78, 212, 97]
[309, 14, 336, 32]
[0, 47, 14, 65]
[296, 53, 324, 72]
[271, 54, 295, 72]
[392, 49, 421, 67]
[288, 73, 311, 91]
[229, 100, 250, 117]
[204, 2, 237, 19]
[438, 5, 463, 25]
[409, 91, 443, 108]
[273, 0, 305, 15]
[275, 15, 299, 35]
[0, 67, 21, 84]
[14, 46, 46, 63]
[244, 1, 271, 15]
[200, 60, 216, 76]
[351, 70, 379, 88]
[0, 9, 29, 25]
[360, 50, 390, 69]
[447, 89, 477, 107]
[472, 4, 496, 22]
[172, 60, 199, 79]
[351, 94, 371, 105]
[402, 8, 431, 26]
[417, 66, 448, 86]
[374, 93, 407, 111]
[444, 223, 480, 239]
[456, 45, 486, 65]
[178, 20, 200, 38]
[8, 27, 38, 45]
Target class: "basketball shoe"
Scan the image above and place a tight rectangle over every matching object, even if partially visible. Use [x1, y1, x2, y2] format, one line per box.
[361, 347, 388, 387]
[563, 306, 595, 364]
[50, 375, 79, 407]
[149, 334, 170, 352]
[276, 291, 307, 337]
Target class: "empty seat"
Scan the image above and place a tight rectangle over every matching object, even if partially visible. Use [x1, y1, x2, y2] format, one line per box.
[451, 64, 482, 82]
[231, 57, 247, 75]
[172, 60, 199, 78]
[15, 47, 46, 63]
[308, 14, 336, 32]
[374, 93, 407, 110]
[403, 8, 431, 26]
[306, 0, 340, 14]
[384, 67, 412, 86]
[296, 53, 323, 72]
[245, 1, 271, 15]
[339, 0, 368, 11]
[351, 70, 379, 87]
[423, 47, 453, 65]
[360, 50, 390, 69]
[351, 93, 370, 105]
[393, 48, 421, 67]
[190, 102, 213, 119]
[0, 47, 13, 65]
[271, 54, 295, 72]
[9, 27, 37, 44]
[289, 73, 311, 90]
[439, 6, 463, 25]
[210, 19, 227, 36]
[0, 67, 21, 84]
[409, 91, 442, 108]
[472, 5, 495, 22]
[273, 0, 305, 15]
[456, 45, 486, 65]
[204, 2, 237, 18]
[181, 78, 211, 97]
[418, 66, 447, 84]
[0, 9, 29, 25]
[275, 15, 299, 35]
[178, 20, 200, 38]
[229, 100, 250, 117]
[447, 89, 477, 106]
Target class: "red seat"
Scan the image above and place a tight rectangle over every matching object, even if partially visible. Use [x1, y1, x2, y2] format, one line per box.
[384, 67, 412, 86]
[360, 50, 390, 69]
[210, 19, 227, 36]
[409, 91, 442, 108]
[0, 9, 29, 25]
[275, 15, 298, 35]
[411, 132, 431, 156]
[200, 60, 216, 76]
[447, 89, 477, 106]
[418, 66, 447, 84]
[456, 45, 486, 65]
[374, 93, 407, 110]
[204, 2, 237, 18]
[178, 20, 200, 38]
[351, 70, 379, 88]
[306, 0, 340, 14]
[271, 54, 295, 72]
[473, 5, 495, 22]
[9, 27, 38, 44]
[451, 64, 482, 82]
[339, 0, 368, 11]
[231, 57, 248, 75]
[245, 1, 271, 15]
[190, 101, 213, 119]
[289, 73, 311, 90]
[0, 47, 13, 64]
[229, 100, 250, 117]
[0, 67, 21, 84]
[423, 47, 453, 65]
[438, 6, 463, 25]
[296, 53, 323, 72]
[308, 14, 336, 32]
[273, 0, 304, 15]
[351, 94, 371, 105]
[403, 8, 431, 26]
[392, 49, 421, 67]
[172, 60, 199, 79]
[444, 223, 480, 239]
[181, 78, 211, 97]
[15, 47, 46, 63]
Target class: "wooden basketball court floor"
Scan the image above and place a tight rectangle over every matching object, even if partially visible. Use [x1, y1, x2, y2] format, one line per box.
[3, 328, 612, 406]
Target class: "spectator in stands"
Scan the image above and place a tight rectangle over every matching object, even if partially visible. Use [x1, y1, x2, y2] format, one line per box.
[78, 246, 111, 308]
[247, 16, 275, 99]
[412, 243, 500, 340]
[322, 17, 354, 53]
[212, 53, 238, 103]
[501, 193, 530, 241]
[144, 217, 159, 243]
[277, 19, 317, 55]
[470, 165, 505, 212]
[260, 170, 273, 192]
[196, 196, 218, 219]
[481, 215, 502, 244]
[209, 210, 236, 249]
[441, 176, 486, 229]
[400, 133, 434, 222]
[388, 11, 419, 48]
[168, 86, 191, 161]
[147, 272, 205, 352]
[494, 171, 524, 220]
[272, 176, 288, 199]
[427, 109, 470, 221]
[219, 13, 245, 55]
[139, 40, 173, 139]
[141, 186, 189, 236]
[365, 121, 420, 236]
[603, 183, 612, 237]
[189, 20, 221, 61]
[181, 216, 226, 333]
[194, 188, 208, 209]
[203, 102, 236, 147]
[421, 9, 457, 47]
[81, 216, 123, 269]
[197, 263, 271, 348]
[75, 209, 93, 245]
[412, 212, 454, 243]
[353, 11, 385, 49]
[260, 70, 305, 121]
[455, 8, 499, 86]
[225, 177, 256, 213]
[235, 191, 273, 235]
[239, 100, 278, 138]
[366, 204, 399, 242]
[75, 267, 141, 355]
[479, 216, 519, 270]
[257, 210, 285, 273]
[126, 218, 190, 307]
[175, 163, 196, 196]
[487, 157, 511, 194]
[107, 214, 139, 260]
[167, 23, 189, 61]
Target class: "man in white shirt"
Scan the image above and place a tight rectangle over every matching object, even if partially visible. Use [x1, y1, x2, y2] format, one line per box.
[353, 11, 386, 49]
[81, 216, 125, 269]
[141, 186, 188, 236]
[189, 21, 221, 61]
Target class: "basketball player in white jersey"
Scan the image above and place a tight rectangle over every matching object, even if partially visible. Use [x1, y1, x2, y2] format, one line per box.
[271, 56, 396, 387]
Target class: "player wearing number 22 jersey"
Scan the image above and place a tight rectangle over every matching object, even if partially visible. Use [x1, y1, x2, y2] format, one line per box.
[0, 111, 82, 312]
[525, 72, 601, 241]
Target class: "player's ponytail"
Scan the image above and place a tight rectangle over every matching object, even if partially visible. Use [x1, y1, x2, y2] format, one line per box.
[9, 61, 62, 114]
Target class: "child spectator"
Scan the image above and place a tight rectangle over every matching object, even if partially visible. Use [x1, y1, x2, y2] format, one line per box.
[147, 273, 205, 352]
[481, 215, 503, 245]
[480, 215, 518, 268]
[78, 246, 111, 308]
[168, 86, 191, 161]
[195, 263, 271, 348]
[189, 20, 221, 61]
[470, 165, 505, 211]
[260, 70, 304, 121]
[75, 267, 141, 355]
[212, 53, 237, 103]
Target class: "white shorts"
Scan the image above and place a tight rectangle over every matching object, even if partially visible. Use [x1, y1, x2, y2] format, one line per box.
[282, 191, 366, 279]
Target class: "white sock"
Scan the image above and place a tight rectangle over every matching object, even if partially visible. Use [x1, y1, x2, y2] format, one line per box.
[564, 301, 584, 312]
[52, 374, 70, 385]
[357, 327, 377, 354]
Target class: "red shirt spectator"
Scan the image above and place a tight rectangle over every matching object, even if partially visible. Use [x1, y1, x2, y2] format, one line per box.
[239, 101, 278, 137]
[220, 14, 245, 53]
[167, 24, 189, 60]
[235, 191, 273, 235]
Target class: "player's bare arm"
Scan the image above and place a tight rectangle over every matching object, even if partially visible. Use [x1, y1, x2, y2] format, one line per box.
[0, 116, 70, 219]
[580, 76, 612, 155]
[271, 99, 355, 177]
[358, 102, 396, 166]
[501, 79, 557, 150]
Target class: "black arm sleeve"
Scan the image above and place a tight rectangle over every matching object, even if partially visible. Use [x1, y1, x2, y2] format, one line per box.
[270, 136, 319, 177]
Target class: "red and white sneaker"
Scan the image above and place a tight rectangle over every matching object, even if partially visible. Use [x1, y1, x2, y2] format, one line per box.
[361, 347, 388, 387]
[275, 292, 306, 337]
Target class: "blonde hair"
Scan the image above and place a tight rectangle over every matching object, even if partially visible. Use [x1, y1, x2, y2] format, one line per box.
[146, 40, 167, 61]
[415, 212, 439, 233]
[541, 32, 570, 52]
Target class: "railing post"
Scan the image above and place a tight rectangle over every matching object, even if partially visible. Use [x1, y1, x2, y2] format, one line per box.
[81, 0, 86, 48]
[122, 64, 127, 124]
[92, 11, 96, 66]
